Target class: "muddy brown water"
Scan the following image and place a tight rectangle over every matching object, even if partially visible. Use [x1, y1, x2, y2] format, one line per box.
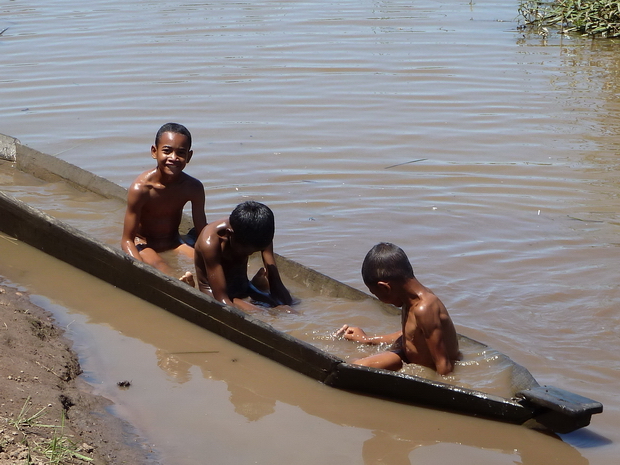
[1, 0, 619, 464]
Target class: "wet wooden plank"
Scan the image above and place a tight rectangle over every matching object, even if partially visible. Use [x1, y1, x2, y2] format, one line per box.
[519, 386, 603, 416]
[327, 363, 536, 424]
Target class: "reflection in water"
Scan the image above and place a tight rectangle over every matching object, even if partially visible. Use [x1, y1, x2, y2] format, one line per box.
[155, 348, 277, 421]
[155, 349, 193, 384]
[155, 342, 588, 465]
[226, 378, 277, 423]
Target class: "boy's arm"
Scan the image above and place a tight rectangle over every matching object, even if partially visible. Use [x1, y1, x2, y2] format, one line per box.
[335, 325, 402, 345]
[261, 243, 293, 305]
[199, 243, 233, 306]
[198, 239, 263, 313]
[189, 180, 207, 235]
[417, 306, 454, 375]
[121, 185, 147, 261]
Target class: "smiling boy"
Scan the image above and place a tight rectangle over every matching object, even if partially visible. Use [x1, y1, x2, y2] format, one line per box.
[121, 123, 207, 283]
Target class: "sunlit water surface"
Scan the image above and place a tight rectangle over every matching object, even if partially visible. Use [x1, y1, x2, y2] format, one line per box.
[1, 0, 619, 464]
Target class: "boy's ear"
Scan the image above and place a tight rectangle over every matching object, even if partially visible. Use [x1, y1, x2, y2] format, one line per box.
[186, 150, 194, 163]
[373, 281, 392, 300]
[376, 281, 392, 294]
[151, 145, 157, 159]
[217, 227, 233, 244]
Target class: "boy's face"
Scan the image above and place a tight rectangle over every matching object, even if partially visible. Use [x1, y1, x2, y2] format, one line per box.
[151, 131, 193, 176]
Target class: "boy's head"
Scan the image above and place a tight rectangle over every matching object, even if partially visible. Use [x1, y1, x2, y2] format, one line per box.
[152, 123, 193, 173]
[229, 201, 275, 252]
[155, 122, 192, 149]
[361, 242, 414, 288]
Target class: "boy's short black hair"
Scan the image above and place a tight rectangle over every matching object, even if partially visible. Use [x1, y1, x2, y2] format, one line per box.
[361, 242, 414, 286]
[230, 201, 275, 250]
[155, 122, 192, 148]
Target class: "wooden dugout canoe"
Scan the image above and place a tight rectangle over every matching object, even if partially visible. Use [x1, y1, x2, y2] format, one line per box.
[0, 133, 602, 433]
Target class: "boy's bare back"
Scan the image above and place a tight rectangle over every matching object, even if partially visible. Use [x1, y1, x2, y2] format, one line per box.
[193, 218, 252, 299]
[399, 282, 460, 375]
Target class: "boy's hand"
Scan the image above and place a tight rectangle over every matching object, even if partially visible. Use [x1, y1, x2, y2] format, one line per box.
[275, 304, 297, 314]
[334, 325, 368, 342]
[270, 281, 293, 306]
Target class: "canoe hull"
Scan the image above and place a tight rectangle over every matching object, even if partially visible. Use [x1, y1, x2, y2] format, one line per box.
[0, 133, 602, 432]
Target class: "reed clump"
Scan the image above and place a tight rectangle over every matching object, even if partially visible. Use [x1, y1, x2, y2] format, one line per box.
[519, 0, 620, 37]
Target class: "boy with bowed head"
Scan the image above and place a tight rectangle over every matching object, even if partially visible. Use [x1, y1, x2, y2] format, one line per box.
[336, 242, 460, 375]
[121, 123, 207, 284]
[194, 200, 293, 313]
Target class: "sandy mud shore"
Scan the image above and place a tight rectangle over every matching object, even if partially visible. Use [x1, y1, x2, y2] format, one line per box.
[0, 277, 157, 464]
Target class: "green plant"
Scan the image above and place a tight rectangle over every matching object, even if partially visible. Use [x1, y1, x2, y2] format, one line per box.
[6, 397, 48, 431]
[3, 398, 93, 463]
[518, 0, 620, 37]
[38, 412, 93, 464]
[41, 434, 93, 463]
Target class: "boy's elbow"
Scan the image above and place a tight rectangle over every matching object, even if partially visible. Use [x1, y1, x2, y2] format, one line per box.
[434, 357, 454, 376]
[436, 366, 451, 376]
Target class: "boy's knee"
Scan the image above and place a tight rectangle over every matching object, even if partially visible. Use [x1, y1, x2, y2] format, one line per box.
[352, 352, 403, 371]
[250, 268, 269, 292]
[140, 250, 167, 270]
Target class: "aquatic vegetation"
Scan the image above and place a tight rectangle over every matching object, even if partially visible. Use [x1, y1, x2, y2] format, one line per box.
[518, 0, 620, 37]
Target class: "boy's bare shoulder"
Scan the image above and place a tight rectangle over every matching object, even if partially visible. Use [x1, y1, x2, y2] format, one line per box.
[412, 291, 444, 315]
[181, 172, 205, 188]
[126, 171, 157, 203]
[129, 169, 157, 189]
[180, 171, 201, 181]
[169, 171, 203, 193]
[197, 218, 229, 244]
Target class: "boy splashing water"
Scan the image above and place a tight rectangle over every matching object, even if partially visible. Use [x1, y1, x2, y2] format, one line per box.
[336, 242, 460, 375]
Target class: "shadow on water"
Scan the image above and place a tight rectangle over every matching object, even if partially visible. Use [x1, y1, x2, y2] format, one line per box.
[559, 429, 613, 449]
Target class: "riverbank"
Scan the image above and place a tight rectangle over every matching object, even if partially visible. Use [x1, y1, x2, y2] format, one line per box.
[0, 277, 156, 464]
